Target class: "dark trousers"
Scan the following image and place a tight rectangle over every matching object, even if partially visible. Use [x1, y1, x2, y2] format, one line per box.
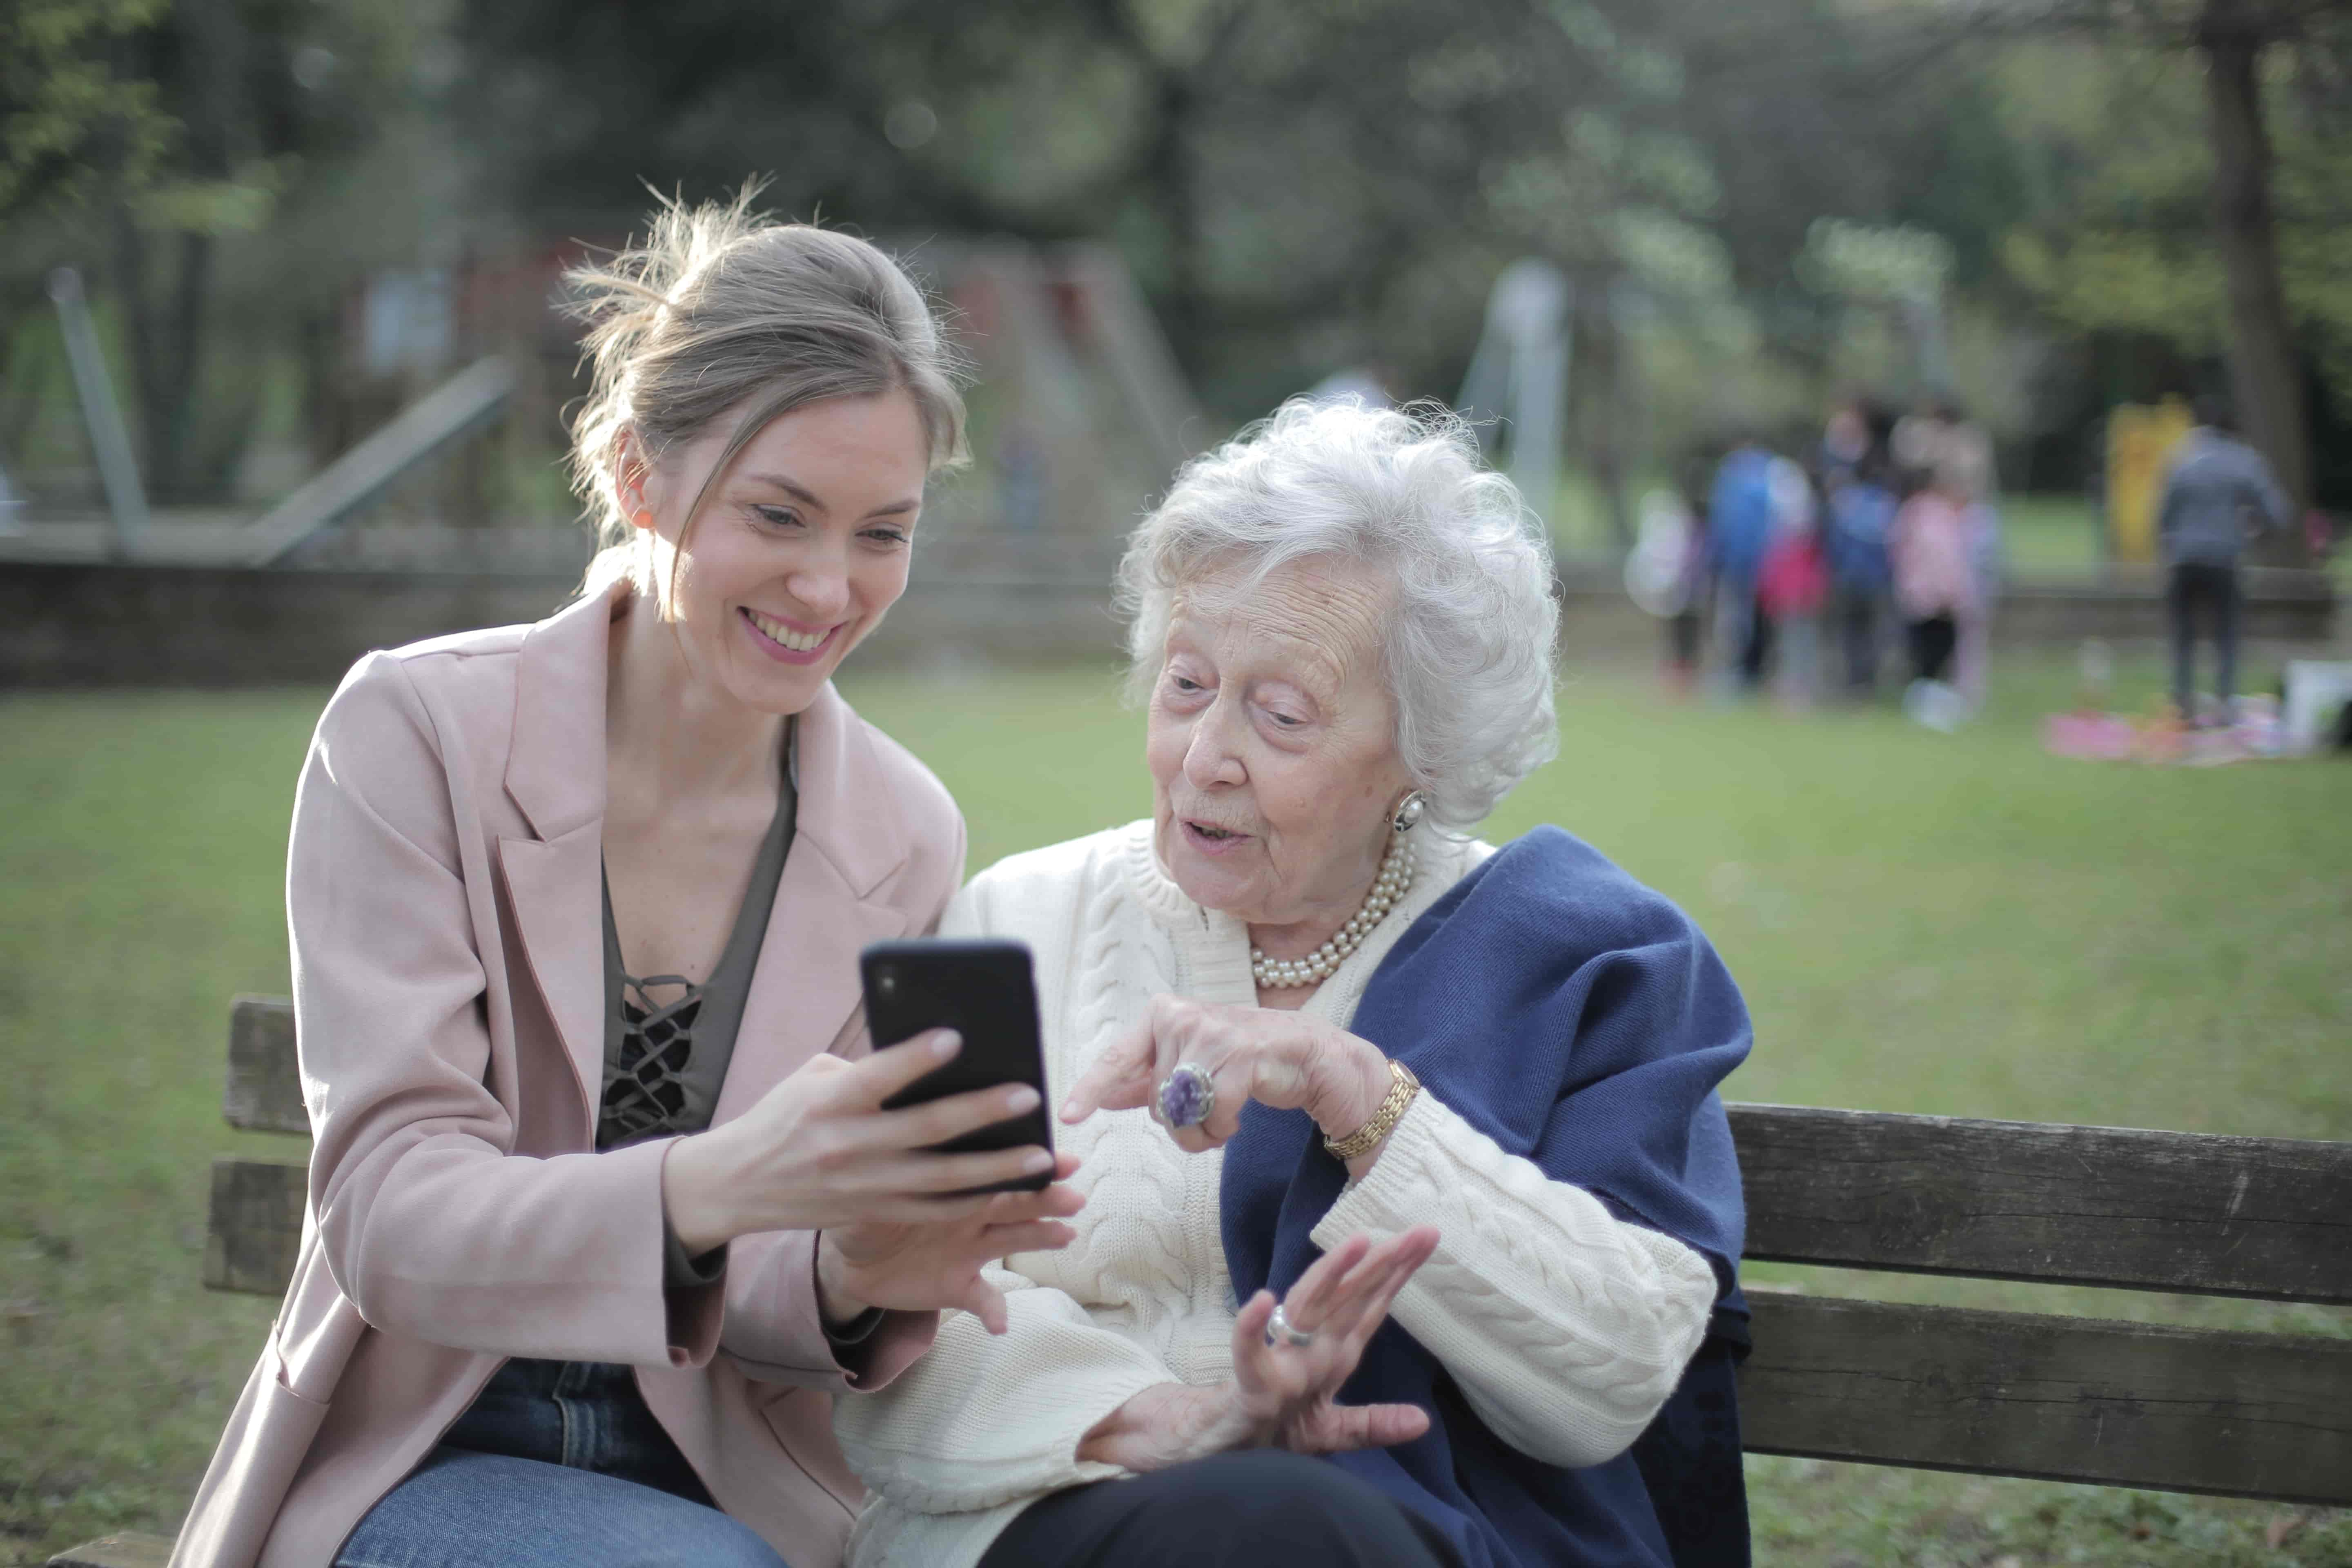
[2169, 561, 2241, 717]
[1667, 608, 1703, 672]
[1737, 595, 1774, 690]
[1907, 615, 1958, 684]
[979, 1450, 1462, 1568]
[1834, 586, 1883, 693]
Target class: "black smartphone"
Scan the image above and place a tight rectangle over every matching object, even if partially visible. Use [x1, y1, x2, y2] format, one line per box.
[861, 938, 1053, 1194]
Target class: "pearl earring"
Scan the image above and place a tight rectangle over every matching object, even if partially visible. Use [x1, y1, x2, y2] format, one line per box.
[1391, 790, 1428, 834]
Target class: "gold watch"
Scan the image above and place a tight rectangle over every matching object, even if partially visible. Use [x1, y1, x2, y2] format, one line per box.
[1323, 1058, 1421, 1162]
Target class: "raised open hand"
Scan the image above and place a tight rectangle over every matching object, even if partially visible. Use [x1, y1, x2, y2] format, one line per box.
[1229, 1226, 1440, 1453]
[1076, 1225, 1440, 1472]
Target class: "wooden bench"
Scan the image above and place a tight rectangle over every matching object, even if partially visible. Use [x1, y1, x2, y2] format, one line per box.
[50, 997, 2352, 1565]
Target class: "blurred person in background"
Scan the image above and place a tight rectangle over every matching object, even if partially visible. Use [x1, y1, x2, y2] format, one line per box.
[1663, 452, 1715, 692]
[2157, 392, 2292, 724]
[1707, 434, 1779, 693]
[1890, 456, 1988, 721]
[173, 195, 1084, 1568]
[835, 401, 1755, 1568]
[1822, 439, 1900, 697]
[1306, 363, 1402, 409]
[1815, 395, 1872, 490]
[1757, 458, 1828, 706]
[1891, 394, 1994, 504]
[1958, 484, 2005, 709]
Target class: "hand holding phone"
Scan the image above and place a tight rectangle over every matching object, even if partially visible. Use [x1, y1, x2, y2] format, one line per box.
[862, 938, 1056, 1194]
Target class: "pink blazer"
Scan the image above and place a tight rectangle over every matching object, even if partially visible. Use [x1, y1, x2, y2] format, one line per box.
[174, 581, 963, 1568]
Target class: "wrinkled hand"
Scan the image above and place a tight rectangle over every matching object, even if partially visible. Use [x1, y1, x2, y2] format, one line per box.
[1230, 1226, 1439, 1453]
[1059, 996, 1391, 1155]
[664, 1030, 1076, 1252]
[1076, 1226, 1439, 1471]
[819, 1152, 1084, 1334]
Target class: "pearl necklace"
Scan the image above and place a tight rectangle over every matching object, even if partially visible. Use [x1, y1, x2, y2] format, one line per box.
[1250, 833, 1417, 989]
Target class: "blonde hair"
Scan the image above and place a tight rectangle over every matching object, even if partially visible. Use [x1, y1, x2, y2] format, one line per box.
[564, 186, 968, 590]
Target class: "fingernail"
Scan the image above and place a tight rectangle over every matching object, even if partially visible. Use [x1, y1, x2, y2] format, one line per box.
[933, 1031, 961, 1058]
[1006, 1085, 1041, 1114]
[1058, 1097, 1082, 1121]
[1024, 1149, 1054, 1174]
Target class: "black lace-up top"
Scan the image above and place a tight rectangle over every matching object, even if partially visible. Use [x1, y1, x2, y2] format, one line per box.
[597, 724, 798, 1154]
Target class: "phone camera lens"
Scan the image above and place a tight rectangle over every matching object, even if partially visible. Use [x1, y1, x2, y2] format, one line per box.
[878, 970, 897, 997]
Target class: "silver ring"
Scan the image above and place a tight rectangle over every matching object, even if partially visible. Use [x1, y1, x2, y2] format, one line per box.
[1156, 1062, 1216, 1130]
[1265, 1303, 1315, 1349]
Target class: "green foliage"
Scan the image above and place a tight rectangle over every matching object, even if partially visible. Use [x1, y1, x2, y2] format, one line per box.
[1993, 38, 2352, 404]
[449, 0, 1725, 416]
[0, 0, 175, 219]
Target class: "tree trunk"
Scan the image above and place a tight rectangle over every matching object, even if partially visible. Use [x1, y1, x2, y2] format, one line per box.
[2198, 3, 2312, 565]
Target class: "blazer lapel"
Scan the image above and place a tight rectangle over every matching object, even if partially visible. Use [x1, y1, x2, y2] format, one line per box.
[501, 824, 608, 1125]
[499, 582, 623, 1131]
[713, 683, 917, 1123]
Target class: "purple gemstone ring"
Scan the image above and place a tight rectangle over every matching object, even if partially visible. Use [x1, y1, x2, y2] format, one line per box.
[1157, 1062, 1216, 1130]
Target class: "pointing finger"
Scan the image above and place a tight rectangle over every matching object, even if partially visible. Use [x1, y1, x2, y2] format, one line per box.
[1060, 1017, 1158, 1122]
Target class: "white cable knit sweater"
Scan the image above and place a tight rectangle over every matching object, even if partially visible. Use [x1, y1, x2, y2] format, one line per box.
[832, 821, 1718, 1568]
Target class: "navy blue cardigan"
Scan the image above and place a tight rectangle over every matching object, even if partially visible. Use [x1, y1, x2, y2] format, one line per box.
[1221, 827, 1753, 1568]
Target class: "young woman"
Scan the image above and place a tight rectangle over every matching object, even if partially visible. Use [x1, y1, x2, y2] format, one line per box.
[174, 195, 1082, 1568]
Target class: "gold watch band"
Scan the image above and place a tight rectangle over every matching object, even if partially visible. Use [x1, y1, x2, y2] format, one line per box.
[1323, 1058, 1421, 1162]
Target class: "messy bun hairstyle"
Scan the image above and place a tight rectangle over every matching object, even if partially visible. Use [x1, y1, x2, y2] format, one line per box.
[564, 186, 969, 591]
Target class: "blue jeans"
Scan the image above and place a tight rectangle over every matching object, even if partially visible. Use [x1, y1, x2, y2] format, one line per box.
[337, 1359, 787, 1568]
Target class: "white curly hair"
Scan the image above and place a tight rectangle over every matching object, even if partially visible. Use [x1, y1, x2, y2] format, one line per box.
[1116, 398, 1560, 833]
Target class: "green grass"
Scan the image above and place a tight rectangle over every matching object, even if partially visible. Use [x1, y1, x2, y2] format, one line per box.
[4, 662, 2349, 1564]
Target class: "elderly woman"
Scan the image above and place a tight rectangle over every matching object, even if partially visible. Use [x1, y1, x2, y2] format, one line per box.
[834, 401, 1753, 1568]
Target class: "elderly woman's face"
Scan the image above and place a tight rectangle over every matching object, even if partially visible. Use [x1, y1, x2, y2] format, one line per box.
[1147, 559, 1414, 933]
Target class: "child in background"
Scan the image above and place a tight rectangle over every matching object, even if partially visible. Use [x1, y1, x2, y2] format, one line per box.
[1758, 460, 1828, 707]
[1824, 448, 1898, 696]
[1891, 459, 1986, 721]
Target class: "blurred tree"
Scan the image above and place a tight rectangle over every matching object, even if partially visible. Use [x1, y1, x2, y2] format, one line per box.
[1950, 0, 2350, 541]
[1, 0, 413, 500]
[450, 0, 1716, 437]
[0, 0, 177, 219]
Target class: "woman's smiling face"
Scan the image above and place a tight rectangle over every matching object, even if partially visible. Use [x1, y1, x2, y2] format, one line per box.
[1146, 558, 1414, 936]
[630, 389, 929, 715]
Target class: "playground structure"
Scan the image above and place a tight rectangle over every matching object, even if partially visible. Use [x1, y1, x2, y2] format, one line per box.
[7, 240, 1204, 582]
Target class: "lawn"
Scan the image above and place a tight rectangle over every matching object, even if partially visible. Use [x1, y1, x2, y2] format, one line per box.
[3, 658, 2348, 1565]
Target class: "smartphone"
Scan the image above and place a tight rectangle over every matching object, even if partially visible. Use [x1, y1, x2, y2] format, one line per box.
[862, 938, 1053, 1194]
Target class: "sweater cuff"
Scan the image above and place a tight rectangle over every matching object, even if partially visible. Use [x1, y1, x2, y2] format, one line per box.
[1313, 1089, 1446, 1247]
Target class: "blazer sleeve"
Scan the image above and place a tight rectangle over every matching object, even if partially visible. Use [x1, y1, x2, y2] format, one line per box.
[716, 800, 967, 1391]
[292, 655, 694, 1367]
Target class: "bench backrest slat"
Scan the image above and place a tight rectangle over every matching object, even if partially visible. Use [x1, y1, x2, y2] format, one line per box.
[1741, 1292, 2352, 1506]
[203, 1157, 306, 1295]
[207, 998, 2352, 1506]
[1732, 1103, 2352, 1305]
[226, 996, 307, 1136]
